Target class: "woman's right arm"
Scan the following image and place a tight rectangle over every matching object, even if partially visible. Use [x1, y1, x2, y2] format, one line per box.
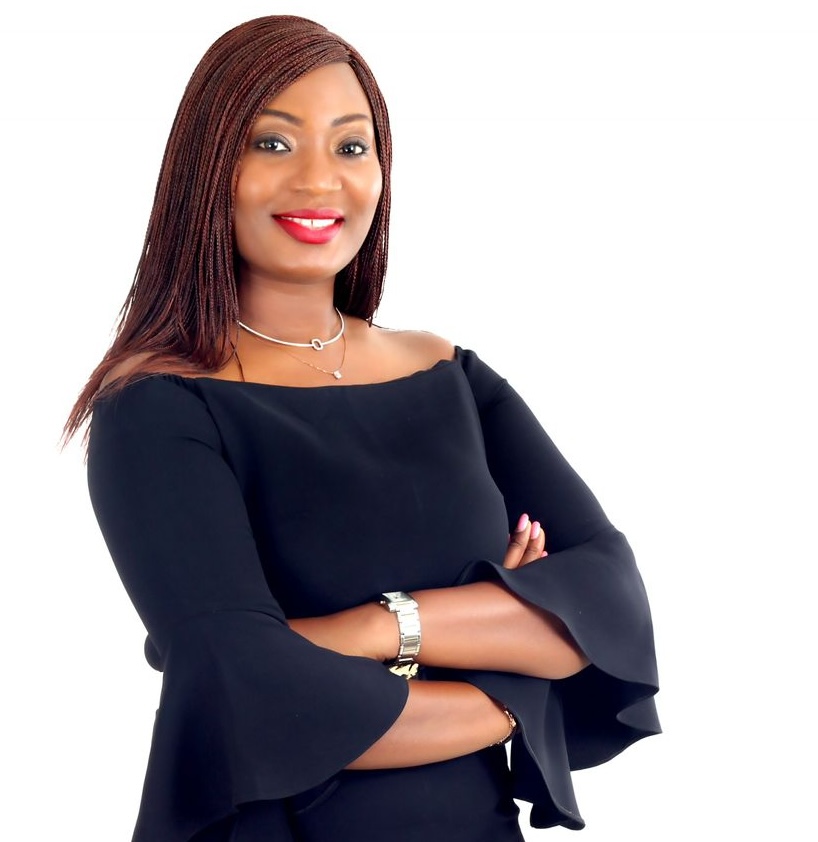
[87, 375, 508, 779]
[349, 681, 512, 769]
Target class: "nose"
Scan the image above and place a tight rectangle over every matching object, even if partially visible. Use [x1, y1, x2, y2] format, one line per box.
[292, 148, 342, 195]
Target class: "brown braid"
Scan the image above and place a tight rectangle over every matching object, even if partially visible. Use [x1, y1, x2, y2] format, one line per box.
[63, 15, 392, 444]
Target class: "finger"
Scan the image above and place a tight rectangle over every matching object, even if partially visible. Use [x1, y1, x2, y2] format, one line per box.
[517, 520, 547, 566]
[503, 513, 531, 569]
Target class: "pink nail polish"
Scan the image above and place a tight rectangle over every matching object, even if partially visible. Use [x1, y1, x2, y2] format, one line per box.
[530, 521, 541, 540]
[515, 513, 529, 532]
[541, 551, 548, 558]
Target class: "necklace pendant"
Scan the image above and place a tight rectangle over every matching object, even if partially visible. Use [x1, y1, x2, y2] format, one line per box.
[311, 338, 325, 351]
[332, 370, 343, 380]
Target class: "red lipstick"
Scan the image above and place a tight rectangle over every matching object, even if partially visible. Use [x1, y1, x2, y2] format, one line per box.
[273, 208, 344, 245]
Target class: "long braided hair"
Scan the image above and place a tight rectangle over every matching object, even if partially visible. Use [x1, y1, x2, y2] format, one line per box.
[64, 15, 392, 443]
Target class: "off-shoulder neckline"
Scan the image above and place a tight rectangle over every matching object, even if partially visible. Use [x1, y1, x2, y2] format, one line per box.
[164, 351, 461, 392]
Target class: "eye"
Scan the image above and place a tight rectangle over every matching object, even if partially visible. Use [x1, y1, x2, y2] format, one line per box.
[253, 135, 291, 153]
[338, 139, 371, 156]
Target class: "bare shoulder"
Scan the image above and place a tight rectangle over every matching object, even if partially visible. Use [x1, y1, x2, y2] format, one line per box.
[368, 325, 455, 367]
[100, 353, 157, 389]
[100, 352, 212, 389]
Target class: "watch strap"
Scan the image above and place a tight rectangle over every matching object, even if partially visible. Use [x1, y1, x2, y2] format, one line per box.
[379, 591, 421, 668]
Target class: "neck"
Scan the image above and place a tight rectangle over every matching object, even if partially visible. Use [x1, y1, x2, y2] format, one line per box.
[238, 281, 339, 344]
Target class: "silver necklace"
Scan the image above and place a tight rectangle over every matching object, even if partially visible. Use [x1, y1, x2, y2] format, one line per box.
[238, 308, 345, 351]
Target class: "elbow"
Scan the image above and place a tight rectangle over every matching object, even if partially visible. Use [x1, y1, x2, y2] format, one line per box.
[525, 610, 590, 679]
[551, 649, 590, 680]
[530, 647, 589, 680]
[532, 611, 590, 680]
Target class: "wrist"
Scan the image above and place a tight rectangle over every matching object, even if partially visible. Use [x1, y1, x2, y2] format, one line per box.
[378, 591, 422, 677]
[489, 701, 518, 746]
[350, 602, 397, 662]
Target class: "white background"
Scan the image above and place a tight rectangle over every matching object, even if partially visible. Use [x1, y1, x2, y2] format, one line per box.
[2, 1, 816, 839]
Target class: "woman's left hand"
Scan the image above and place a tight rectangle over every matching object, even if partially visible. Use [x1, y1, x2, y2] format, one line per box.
[503, 513, 547, 569]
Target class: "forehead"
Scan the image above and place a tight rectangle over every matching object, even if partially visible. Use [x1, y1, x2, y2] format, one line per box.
[260, 62, 373, 120]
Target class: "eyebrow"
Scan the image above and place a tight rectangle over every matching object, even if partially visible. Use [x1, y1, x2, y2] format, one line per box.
[259, 109, 372, 127]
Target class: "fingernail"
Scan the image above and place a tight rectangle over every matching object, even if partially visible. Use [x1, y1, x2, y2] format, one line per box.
[530, 521, 541, 540]
[541, 551, 548, 558]
[515, 513, 529, 532]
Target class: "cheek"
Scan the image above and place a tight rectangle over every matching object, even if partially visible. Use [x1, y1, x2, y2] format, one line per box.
[233, 170, 269, 249]
[234, 177, 266, 214]
[233, 156, 276, 214]
[359, 166, 383, 218]
[232, 190, 265, 260]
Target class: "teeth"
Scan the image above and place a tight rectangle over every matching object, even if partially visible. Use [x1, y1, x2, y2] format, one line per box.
[281, 217, 338, 229]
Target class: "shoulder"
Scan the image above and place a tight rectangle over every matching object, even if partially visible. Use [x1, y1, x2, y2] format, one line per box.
[93, 357, 217, 443]
[100, 352, 155, 389]
[366, 324, 456, 368]
[100, 352, 210, 389]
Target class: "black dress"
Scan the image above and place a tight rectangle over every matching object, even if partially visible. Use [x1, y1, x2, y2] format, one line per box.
[87, 347, 660, 842]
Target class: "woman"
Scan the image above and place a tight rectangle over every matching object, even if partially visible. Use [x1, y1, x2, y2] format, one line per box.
[65, 15, 660, 842]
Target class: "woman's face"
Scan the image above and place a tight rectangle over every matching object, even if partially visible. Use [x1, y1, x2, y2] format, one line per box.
[233, 62, 383, 288]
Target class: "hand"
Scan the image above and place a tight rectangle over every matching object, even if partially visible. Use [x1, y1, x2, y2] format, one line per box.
[503, 513, 547, 569]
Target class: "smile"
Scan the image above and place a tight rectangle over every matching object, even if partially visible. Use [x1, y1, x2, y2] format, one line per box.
[279, 216, 338, 229]
[274, 214, 344, 244]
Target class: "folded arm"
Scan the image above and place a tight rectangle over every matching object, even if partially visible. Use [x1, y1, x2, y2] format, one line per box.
[289, 522, 589, 681]
[88, 375, 526, 781]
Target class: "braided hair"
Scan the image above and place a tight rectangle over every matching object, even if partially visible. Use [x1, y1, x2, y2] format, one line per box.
[64, 15, 392, 442]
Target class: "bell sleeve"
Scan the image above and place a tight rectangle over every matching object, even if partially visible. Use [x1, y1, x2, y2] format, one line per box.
[454, 349, 661, 830]
[87, 376, 409, 842]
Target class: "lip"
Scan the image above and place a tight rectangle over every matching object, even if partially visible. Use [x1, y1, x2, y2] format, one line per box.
[273, 208, 344, 244]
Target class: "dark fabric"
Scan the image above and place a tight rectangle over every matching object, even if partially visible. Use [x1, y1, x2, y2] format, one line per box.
[190, 748, 524, 842]
[87, 347, 660, 841]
